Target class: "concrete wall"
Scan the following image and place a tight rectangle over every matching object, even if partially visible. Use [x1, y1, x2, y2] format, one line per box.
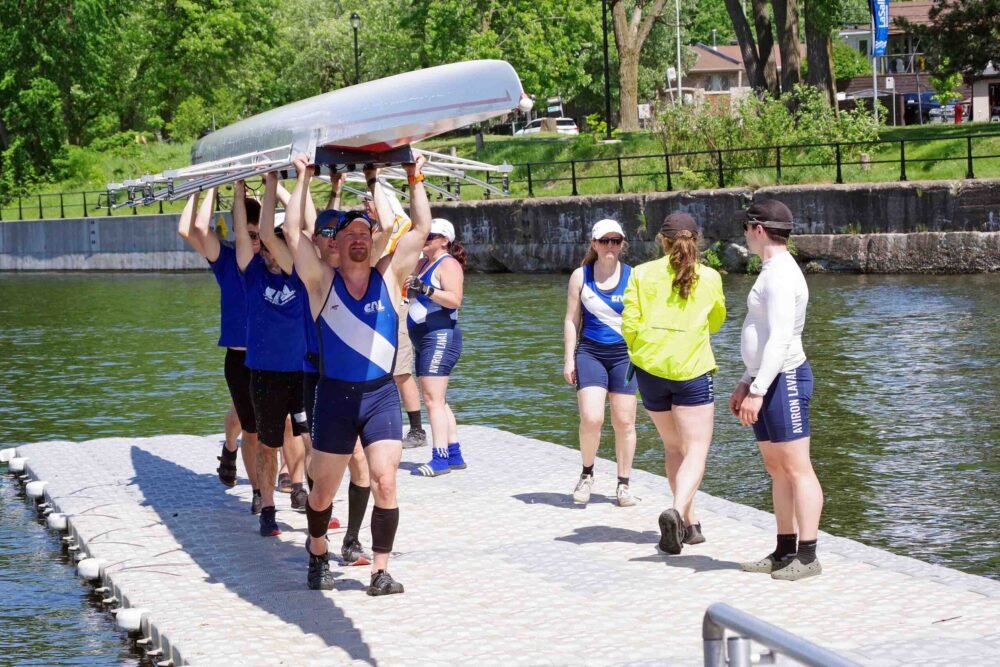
[2, 179, 999, 272]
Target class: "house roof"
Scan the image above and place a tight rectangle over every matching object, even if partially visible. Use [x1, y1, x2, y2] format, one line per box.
[689, 43, 805, 75]
[841, 1, 934, 33]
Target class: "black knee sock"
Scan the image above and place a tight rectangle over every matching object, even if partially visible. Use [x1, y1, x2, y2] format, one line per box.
[407, 410, 422, 430]
[582, 465, 594, 477]
[772, 533, 798, 560]
[306, 501, 333, 539]
[370, 506, 399, 554]
[796, 539, 817, 564]
[617, 476, 629, 486]
[346, 483, 371, 540]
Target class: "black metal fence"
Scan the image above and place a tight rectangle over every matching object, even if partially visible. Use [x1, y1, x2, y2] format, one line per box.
[3, 130, 999, 221]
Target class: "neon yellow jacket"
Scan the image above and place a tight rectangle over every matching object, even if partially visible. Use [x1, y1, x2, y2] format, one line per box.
[622, 257, 726, 380]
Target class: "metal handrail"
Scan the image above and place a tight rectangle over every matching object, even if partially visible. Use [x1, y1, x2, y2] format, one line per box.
[703, 603, 859, 667]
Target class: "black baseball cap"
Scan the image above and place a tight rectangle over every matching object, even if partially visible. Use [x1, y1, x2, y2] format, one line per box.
[744, 200, 794, 231]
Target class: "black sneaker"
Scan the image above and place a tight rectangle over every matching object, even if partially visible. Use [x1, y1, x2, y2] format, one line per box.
[402, 428, 427, 449]
[683, 522, 706, 545]
[290, 488, 308, 512]
[251, 491, 262, 515]
[216, 446, 238, 487]
[307, 552, 335, 590]
[657, 509, 684, 555]
[368, 569, 404, 596]
[258, 506, 280, 537]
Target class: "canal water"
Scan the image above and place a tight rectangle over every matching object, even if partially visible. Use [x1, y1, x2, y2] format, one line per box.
[1, 271, 998, 664]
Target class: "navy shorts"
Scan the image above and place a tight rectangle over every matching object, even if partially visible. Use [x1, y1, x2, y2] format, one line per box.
[752, 361, 813, 443]
[413, 326, 462, 377]
[575, 338, 637, 395]
[635, 367, 715, 412]
[302, 371, 319, 432]
[311, 376, 402, 455]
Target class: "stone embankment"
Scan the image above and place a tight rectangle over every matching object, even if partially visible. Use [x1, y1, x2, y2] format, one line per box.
[2, 179, 998, 273]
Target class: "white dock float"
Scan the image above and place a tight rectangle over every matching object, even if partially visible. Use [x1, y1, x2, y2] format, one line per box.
[9, 428, 1000, 666]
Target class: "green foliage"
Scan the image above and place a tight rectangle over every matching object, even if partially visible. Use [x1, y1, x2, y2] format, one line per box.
[746, 254, 762, 274]
[831, 40, 871, 83]
[929, 67, 964, 105]
[901, 0, 1000, 77]
[169, 97, 214, 141]
[701, 241, 725, 271]
[839, 222, 862, 235]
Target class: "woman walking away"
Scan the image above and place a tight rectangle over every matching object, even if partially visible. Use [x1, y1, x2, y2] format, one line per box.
[563, 219, 639, 507]
[622, 212, 726, 554]
[408, 218, 468, 477]
[731, 200, 823, 581]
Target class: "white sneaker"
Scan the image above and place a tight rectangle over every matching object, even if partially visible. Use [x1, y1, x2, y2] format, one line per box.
[616, 484, 640, 507]
[572, 475, 594, 504]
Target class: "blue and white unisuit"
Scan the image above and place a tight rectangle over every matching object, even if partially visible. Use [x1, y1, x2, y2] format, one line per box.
[407, 254, 462, 377]
[312, 269, 402, 456]
[242, 255, 306, 372]
[580, 262, 631, 345]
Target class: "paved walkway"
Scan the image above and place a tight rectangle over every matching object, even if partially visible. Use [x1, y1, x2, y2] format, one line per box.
[10, 427, 1000, 666]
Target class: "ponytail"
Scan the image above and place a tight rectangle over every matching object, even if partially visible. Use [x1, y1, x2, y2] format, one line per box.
[660, 231, 700, 299]
[447, 241, 468, 269]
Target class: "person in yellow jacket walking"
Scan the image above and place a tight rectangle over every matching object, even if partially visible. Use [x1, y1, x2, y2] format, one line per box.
[622, 212, 726, 555]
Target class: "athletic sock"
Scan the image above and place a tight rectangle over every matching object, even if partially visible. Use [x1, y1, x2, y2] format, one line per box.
[617, 476, 630, 487]
[772, 533, 798, 561]
[252, 489, 261, 497]
[346, 483, 371, 540]
[796, 539, 818, 564]
[434, 447, 449, 459]
[407, 410, 422, 430]
[582, 465, 594, 477]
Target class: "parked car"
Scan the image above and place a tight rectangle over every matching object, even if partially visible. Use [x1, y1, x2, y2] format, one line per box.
[928, 102, 971, 123]
[514, 117, 580, 136]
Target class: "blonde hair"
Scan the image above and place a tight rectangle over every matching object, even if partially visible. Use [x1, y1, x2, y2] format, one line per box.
[658, 230, 700, 299]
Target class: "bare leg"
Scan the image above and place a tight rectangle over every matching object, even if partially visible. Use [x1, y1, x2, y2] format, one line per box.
[224, 403, 240, 454]
[364, 439, 402, 573]
[665, 403, 714, 526]
[647, 409, 680, 496]
[284, 435, 306, 486]
[257, 445, 279, 509]
[395, 373, 421, 413]
[608, 393, 637, 478]
[760, 438, 823, 540]
[576, 387, 608, 467]
[419, 376, 452, 450]
[306, 450, 351, 555]
[241, 431, 260, 489]
[444, 403, 459, 444]
[348, 440, 371, 487]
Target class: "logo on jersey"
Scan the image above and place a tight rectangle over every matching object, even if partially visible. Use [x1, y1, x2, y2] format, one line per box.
[264, 285, 297, 306]
[611, 295, 624, 303]
[364, 299, 386, 314]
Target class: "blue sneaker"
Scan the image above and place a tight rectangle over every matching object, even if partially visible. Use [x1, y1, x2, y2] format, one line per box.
[447, 443, 467, 470]
[411, 448, 450, 477]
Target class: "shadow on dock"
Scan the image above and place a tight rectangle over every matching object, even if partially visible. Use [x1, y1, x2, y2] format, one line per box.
[129, 446, 375, 665]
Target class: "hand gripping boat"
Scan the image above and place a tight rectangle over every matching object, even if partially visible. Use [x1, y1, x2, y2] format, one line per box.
[108, 60, 532, 207]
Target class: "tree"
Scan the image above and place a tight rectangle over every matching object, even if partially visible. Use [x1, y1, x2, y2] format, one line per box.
[723, 0, 779, 95]
[610, 0, 671, 131]
[773, 0, 802, 93]
[900, 0, 1000, 77]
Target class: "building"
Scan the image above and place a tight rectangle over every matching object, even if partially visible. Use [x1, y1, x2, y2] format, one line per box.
[971, 64, 1000, 123]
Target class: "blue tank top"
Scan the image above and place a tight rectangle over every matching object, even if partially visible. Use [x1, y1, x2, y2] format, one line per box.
[242, 255, 306, 372]
[208, 243, 247, 348]
[303, 305, 320, 374]
[580, 262, 631, 346]
[318, 269, 398, 383]
[407, 254, 458, 338]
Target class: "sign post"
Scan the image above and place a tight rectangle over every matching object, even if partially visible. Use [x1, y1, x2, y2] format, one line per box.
[546, 96, 563, 116]
[869, 0, 890, 123]
[885, 76, 896, 125]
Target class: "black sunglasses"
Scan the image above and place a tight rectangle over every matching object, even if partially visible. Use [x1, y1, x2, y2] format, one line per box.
[426, 233, 444, 241]
[596, 237, 624, 246]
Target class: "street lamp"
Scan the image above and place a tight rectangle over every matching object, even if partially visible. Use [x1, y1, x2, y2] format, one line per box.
[350, 12, 361, 85]
[601, 0, 613, 140]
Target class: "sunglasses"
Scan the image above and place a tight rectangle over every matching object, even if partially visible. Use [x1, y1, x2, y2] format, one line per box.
[426, 233, 444, 241]
[596, 237, 624, 246]
[319, 228, 337, 238]
[248, 231, 260, 240]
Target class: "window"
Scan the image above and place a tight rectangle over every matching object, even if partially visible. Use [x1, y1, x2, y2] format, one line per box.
[859, 39, 868, 55]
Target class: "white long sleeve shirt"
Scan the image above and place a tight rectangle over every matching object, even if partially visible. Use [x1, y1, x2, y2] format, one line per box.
[740, 250, 808, 395]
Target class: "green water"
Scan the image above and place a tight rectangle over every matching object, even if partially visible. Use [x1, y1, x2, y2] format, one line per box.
[1, 271, 998, 664]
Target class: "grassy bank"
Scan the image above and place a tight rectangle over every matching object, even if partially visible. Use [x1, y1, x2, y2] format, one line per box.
[3, 123, 999, 220]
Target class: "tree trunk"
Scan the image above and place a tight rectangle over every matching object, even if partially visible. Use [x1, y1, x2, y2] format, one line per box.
[724, 0, 766, 90]
[804, 0, 837, 110]
[618, 46, 641, 131]
[772, 0, 802, 93]
[0, 117, 8, 151]
[611, 0, 669, 131]
[752, 0, 780, 95]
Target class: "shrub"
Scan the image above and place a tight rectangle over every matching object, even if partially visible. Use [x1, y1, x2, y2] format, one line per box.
[702, 241, 725, 271]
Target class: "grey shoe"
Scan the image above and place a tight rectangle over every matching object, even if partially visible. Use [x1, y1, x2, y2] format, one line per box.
[657, 509, 684, 555]
[771, 557, 822, 581]
[740, 553, 793, 573]
[571, 475, 594, 504]
[683, 523, 705, 545]
[340, 536, 372, 567]
[402, 428, 427, 448]
[615, 483, 640, 507]
[290, 488, 308, 512]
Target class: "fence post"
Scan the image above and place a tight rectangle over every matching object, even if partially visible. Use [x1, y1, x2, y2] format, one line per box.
[665, 154, 673, 191]
[616, 157, 624, 193]
[60, 193, 65, 218]
[966, 136, 975, 179]
[38, 194, 44, 219]
[571, 160, 578, 196]
[835, 144, 843, 184]
[106, 191, 112, 216]
[159, 199, 164, 214]
[775, 146, 782, 183]
[83, 192, 89, 218]
[899, 140, 907, 182]
[18, 195, 23, 221]
[526, 163, 534, 197]
[717, 150, 725, 188]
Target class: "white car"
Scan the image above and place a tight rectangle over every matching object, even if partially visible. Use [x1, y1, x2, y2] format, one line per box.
[515, 117, 580, 136]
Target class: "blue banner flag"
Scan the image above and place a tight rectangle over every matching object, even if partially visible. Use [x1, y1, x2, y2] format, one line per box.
[869, 0, 890, 56]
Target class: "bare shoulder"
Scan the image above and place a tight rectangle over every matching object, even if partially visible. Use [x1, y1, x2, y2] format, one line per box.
[568, 266, 584, 288]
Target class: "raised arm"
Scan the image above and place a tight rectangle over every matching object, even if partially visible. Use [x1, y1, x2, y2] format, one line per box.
[234, 182, 253, 271]
[192, 187, 221, 262]
[258, 172, 294, 275]
[388, 156, 430, 285]
[284, 155, 329, 296]
[326, 172, 345, 211]
[177, 192, 204, 256]
[366, 166, 392, 261]
[563, 268, 584, 385]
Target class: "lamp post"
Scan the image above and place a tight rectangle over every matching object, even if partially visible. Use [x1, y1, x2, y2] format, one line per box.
[601, 0, 613, 140]
[350, 12, 361, 85]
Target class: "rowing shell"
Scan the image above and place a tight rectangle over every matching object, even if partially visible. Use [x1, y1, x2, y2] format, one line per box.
[190, 60, 531, 165]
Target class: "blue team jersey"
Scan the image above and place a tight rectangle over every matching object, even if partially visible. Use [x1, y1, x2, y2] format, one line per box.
[318, 270, 397, 383]
[580, 262, 631, 346]
[208, 243, 247, 348]
[242, 255, 306, 372]
[407, 254, 458, 338]
[303, 304, 320, 374]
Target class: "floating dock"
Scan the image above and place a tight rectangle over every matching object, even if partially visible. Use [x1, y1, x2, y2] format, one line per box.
[4, 427, 999, 666]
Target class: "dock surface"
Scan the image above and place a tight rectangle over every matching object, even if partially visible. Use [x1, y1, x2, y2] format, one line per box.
[11, 427, 1000, 666]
